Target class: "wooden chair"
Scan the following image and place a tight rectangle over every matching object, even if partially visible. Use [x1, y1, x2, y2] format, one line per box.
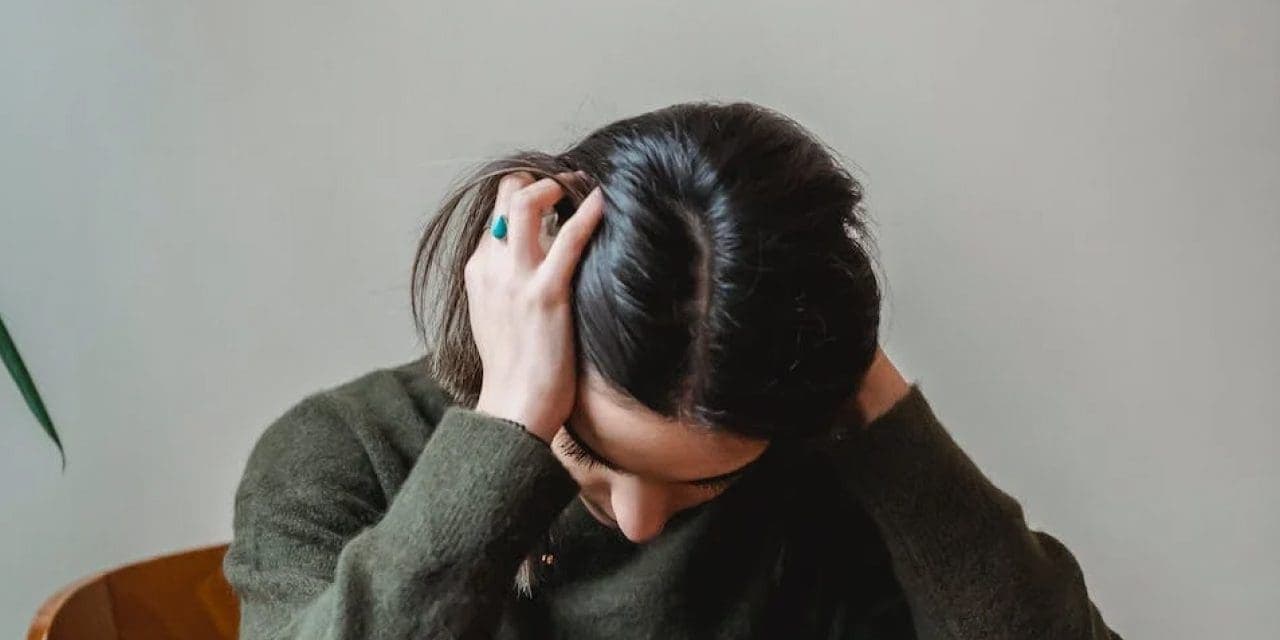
[28, 543, 239, 640]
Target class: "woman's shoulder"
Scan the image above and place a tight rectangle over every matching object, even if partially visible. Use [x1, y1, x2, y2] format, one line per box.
[237, 354, 460, 491]
[227, 356, 464, 565]
[318, 353, 457, 430]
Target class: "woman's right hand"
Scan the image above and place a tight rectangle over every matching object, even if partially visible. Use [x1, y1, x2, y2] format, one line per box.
[467, 170, 605, 444]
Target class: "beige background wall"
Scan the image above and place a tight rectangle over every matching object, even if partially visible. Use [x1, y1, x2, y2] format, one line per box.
[3, 1, 1277, 637]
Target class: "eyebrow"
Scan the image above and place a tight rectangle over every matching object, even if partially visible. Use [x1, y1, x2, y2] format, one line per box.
[561, 419, 763, 486]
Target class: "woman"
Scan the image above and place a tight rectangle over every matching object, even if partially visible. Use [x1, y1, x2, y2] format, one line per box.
[223, 101, 1121, 639]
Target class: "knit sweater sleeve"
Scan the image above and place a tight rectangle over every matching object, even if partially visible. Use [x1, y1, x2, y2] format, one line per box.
[221, 393, 578, 640]
[822, 382, 1123, 640]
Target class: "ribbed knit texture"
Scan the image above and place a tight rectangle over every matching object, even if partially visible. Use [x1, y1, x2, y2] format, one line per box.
[223, 355, 1122, 639]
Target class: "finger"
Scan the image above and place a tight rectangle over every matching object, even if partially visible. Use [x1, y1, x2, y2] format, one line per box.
[478, 171, 535, 255]
[541, 186, 605, 291]
[506, 171, 581, 268]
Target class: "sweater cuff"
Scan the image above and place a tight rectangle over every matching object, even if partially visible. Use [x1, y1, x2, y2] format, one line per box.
[371, 404, 579, 566]
[825, 382, 1022, 544]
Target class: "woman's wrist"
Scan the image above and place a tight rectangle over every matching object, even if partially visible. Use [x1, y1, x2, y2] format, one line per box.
[475, 391, 558, 445]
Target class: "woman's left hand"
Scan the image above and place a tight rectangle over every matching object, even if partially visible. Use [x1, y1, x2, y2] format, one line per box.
[852, 346, 911, 428]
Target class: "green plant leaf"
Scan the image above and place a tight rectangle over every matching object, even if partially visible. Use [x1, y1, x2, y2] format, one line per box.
[0, 313, 65, 470]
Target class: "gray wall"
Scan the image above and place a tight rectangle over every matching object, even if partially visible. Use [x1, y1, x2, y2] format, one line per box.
[3, 1, 1276, 637]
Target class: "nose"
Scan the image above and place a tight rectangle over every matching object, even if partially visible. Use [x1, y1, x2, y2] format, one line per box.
[609, 480, 669, 544]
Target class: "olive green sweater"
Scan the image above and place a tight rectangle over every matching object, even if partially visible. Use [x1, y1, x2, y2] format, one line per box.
[222, 355, 1122, 639]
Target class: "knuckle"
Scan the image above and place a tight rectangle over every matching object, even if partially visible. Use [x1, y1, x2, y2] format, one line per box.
[508, 190, 536, 215]
[499, 172, 533, 190]
[531, 279, 564, 309]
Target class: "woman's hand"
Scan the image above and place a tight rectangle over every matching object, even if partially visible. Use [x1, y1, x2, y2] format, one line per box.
[853, 345, 912, 427]
[467, 170, 605, 444]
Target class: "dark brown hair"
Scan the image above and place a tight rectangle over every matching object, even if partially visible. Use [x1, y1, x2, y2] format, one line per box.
[411, 100, 886, 440]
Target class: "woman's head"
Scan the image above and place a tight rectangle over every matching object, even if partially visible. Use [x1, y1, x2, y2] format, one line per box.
[552, 365, 770, 543]
[413, 100, 884, 542]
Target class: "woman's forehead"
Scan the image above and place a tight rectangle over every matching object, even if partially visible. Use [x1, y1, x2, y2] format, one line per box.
[569, 374, 768, 482]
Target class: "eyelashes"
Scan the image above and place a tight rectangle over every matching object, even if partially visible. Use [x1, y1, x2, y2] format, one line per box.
[556, 434, 738, 492]
[557, 434, 603, 470]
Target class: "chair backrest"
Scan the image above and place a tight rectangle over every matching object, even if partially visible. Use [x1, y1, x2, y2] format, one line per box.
[28, 543, 239, 640]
